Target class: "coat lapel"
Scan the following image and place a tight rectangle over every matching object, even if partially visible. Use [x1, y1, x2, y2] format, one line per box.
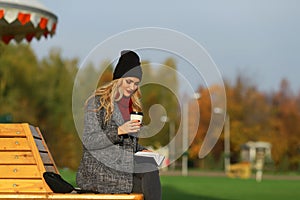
[112, 101, 124, 126]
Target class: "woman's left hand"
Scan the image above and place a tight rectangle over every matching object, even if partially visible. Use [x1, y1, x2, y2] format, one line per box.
[141, 149, 152, 152]
[118, 120, 141, 135]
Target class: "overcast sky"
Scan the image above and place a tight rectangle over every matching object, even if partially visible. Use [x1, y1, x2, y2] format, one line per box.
[31, 0, 300, 93]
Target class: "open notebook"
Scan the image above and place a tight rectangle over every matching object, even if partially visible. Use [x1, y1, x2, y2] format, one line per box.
[134, 151, 165, 167]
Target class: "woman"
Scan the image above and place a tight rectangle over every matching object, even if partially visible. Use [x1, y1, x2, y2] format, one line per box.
[76, 50, 162, 200]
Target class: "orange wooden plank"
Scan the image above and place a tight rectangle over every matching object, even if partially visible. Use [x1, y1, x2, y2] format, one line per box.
[0, 124, 25, 137]
[0, 152, 35, 164]
[47, 193, 144, 200]
[0, 193, 144, 200]
[0, 179, 46, 193]
[0, 138, 30, 151]
[0, 165, 41, 178]
[0, 194, 48, 199]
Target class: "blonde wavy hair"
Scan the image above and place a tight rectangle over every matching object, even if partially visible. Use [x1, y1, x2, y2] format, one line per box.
[85, 78, 143, 123]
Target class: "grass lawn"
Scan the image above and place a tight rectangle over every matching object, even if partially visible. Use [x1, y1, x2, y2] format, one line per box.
[161, 176, 300, 200]
[59, 169, 300, 200]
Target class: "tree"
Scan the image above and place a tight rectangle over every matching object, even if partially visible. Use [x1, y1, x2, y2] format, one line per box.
[0, 43, 39, 123]
[139, 58, 180, 148]
[268, 79, 300, 169]
[34, 48, 80, 169]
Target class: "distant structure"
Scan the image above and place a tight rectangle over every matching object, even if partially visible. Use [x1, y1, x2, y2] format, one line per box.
[240, 141, 272, 182]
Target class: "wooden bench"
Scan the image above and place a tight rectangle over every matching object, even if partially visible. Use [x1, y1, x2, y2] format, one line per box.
[226, 162, 251, 179]
[0, 123, 143, 200]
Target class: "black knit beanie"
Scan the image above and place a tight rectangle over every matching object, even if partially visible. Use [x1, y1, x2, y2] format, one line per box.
[113, 50, 143, 80]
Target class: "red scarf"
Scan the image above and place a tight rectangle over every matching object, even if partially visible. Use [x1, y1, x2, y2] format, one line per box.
[117, 97, 133, 121]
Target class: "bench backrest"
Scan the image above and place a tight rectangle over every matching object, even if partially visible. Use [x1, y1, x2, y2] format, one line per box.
[0, 123, 55, 194]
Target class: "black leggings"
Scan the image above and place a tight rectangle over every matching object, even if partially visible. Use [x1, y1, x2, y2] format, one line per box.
[132, 170, 162, 200]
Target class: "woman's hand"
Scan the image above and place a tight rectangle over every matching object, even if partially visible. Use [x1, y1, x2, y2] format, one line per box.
[141, 149, 152, 152]
[118, 120, 141, 135]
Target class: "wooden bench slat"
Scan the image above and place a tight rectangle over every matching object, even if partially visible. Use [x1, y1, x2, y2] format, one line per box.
[0, 179, 47, 193]
[0, 138, 31, 151]
[29, 125, 42, 139]
[34, 139, 47, 152]
[0, 165, 41, 178]
[0, 194, 48, 199]
[40, 152, 53, 165]
[44, 166, 57, 173]
[0, 152, 35, 164]
[48, 193, 144, 200]
[0, 193, 144, 200]
[0, 124, 25, 137]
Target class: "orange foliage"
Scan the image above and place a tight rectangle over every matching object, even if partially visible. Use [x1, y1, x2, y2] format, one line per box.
[189, 77, 300, 170]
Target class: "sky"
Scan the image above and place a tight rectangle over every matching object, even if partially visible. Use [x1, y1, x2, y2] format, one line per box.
[31, 0, 300, 93]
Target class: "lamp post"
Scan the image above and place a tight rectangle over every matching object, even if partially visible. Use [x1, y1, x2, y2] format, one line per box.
[182, 102, 189, 176]
[182, 92, 201, 176]
[160, 116, 175, 170]
[224, 115, 230, 173]
[214, 108, 230, 173]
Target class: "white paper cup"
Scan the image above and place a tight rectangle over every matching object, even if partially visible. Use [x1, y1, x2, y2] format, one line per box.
[130, 112, 143, 123]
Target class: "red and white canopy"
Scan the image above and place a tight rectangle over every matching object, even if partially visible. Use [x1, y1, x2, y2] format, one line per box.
[0, 0, 58, 44]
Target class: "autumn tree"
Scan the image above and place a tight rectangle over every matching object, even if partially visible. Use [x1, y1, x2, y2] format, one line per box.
[268, 79, 300, 170]
[36, 48, 80, 169]
[139, 58, 180, 148]
[189, 75, 300, 171]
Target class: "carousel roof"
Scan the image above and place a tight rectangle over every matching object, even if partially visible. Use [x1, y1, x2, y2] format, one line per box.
[0, 0, 58, 44]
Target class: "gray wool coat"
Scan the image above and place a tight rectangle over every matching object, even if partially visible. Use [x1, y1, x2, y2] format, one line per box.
[76, 96, 146, 194]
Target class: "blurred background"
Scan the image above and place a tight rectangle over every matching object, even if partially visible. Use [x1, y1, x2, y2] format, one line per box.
[1, 0, 300, 199]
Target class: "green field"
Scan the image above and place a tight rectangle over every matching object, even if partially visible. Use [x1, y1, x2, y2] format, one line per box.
[160, 176, 300, 200]
[59, 169, 300, 200]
